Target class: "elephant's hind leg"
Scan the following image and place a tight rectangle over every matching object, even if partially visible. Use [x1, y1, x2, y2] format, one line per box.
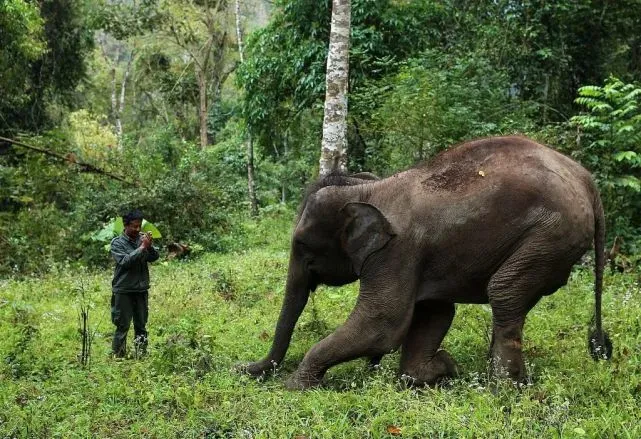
[399, 301, 459, 386]
[487, 239, 575, 383]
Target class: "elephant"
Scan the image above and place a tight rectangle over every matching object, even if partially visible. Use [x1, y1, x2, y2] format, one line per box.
[242, 135, 612, 390]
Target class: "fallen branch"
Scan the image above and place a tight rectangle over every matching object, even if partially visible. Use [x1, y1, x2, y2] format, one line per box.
[0, 136, 138, 186]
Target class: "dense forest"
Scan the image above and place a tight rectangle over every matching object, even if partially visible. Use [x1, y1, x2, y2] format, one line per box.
[2, 2, 641, 437]
[1, 0, 640, 274]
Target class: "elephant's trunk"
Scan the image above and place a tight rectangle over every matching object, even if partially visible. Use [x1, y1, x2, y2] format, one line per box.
[247, 249, 311, 374]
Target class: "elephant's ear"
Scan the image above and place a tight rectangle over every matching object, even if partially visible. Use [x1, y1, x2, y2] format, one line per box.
[340, 202, 395, 276]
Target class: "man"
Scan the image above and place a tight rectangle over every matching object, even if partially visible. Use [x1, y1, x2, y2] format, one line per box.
[110, 210, 159, 358]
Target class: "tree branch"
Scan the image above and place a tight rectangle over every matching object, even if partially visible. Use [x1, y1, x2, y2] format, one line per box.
[169, 23, 204, 71]
[142, 90, 171, 124]
[0, 136, 138, 186]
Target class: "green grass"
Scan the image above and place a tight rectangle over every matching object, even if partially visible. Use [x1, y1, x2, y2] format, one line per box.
[1, 211, 640, 438]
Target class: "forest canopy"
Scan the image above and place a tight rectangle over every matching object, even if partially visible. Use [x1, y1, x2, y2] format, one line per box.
[1, 0, 640, 276]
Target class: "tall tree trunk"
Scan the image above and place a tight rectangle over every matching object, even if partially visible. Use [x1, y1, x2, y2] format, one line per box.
[110, 47, 120, 134]
[116, 51, 134, 147]
[247, 137, 258, 215]
[235, 0, 244, 64]
[281, 134, 288, 204]
[542, 73, 550, 124]
[319, 0, 350, 177]
[197, 70, 208, 148]
[236, 0, 259, 216]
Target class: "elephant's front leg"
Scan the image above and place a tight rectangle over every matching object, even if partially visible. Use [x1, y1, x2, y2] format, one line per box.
[399, 301, 459, 386]
[286, 289, 415, 390]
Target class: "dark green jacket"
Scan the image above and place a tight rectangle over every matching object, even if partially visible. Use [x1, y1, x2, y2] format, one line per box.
[111, 233, 159, 294]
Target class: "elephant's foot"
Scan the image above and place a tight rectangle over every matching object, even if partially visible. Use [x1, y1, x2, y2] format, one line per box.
[401, 350, 459, 387]
[368, 354, 383, 369]
[490, 354, 527, 384]
[285, 367, 324, 390]
[490, 340, 527, 384]
[236, 358, 279, 377]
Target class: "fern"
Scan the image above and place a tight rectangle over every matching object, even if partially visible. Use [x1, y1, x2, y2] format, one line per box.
[571, 76, 641, 241]
[576, 85, 604, 98]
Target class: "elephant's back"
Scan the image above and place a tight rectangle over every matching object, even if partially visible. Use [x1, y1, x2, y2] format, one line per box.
[372, 135, 598, 242]
[417, 135, 592, 196]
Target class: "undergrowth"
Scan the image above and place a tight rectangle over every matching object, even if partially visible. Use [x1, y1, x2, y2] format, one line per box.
[1, 210, 640, 438]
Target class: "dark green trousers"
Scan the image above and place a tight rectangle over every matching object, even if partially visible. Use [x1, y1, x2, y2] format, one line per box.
[111, 291, 149, 357]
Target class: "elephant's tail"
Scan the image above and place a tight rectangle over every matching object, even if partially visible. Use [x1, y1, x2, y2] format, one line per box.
[588, 190, 612, 360]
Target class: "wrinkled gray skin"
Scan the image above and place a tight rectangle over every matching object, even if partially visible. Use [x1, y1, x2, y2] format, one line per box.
[243, 136, 610, 390]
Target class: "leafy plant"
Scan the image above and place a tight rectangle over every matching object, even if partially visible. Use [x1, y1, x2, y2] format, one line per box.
[92, 217, 162, 245]
[570, 77, 641, 250]
[75, 276, 99, 367]
[0, 0, 46, 115]
[353, 51, 535, 173]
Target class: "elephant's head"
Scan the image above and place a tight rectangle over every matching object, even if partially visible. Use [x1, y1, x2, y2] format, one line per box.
[244, 172, 395, 376]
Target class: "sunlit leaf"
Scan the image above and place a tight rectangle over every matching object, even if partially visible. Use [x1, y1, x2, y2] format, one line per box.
[113, 217, 124, 235]
[141, 219, 162, 238]
[614, 151, 639, 162]
[111, 217, 162, 238]
[386, 425, 402, 435]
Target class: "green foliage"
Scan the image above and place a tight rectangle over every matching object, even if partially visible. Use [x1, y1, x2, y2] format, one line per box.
[237, 0, 450, 154]
[353, 52, 536, 173]
[64, 109, 118, 159]
[0, 0, 46, 115]
[570, 77, 641, 250]
[0, 0, 94, 134]
[1, 0, 97, 275]
[456, 1, 641, 121]
[238, 0, 641, 177]
[0, 124, 250, 276]
[92, 0, 162, 39]
[91, 217, 162, 249]
[0, 219, 640, 436]
[3, 0, 641, 273]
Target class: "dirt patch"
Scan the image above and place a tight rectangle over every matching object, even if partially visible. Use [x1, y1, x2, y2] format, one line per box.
[421, 161, 481, 192]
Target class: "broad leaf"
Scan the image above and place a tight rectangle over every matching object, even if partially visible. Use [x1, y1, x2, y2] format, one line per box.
[108, 217, 163, 239]
[141, 219, 162, 238]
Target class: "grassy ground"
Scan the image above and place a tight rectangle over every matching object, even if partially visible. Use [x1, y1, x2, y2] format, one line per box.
[1, 211, 640, 438]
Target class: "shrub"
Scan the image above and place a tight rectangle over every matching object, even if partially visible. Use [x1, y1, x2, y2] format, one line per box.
[570, 77, 641, 251]
[352, 51, 536, 174]
[0, 124, 249, 276]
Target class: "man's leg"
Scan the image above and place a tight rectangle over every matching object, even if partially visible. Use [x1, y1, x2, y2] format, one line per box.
[132, 290, 149, 355]
[111, 293, 133, 357]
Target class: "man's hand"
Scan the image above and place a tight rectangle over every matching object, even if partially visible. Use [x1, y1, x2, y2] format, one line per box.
[140, 232, 153, 250]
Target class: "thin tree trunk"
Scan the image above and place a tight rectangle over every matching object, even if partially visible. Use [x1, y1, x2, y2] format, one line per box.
[319, 0, 350, 177]
[110, 68, 117, 123]
[116, 51, 134, 147]
[210, 81, 222, 145]
[236, 0, 259, 216]
[197, 70, 208, 148]
[281, 134, 288, 204]
[247, 138, 258, 215]
[110, 47, 120, 129]
[542, 73, 550, 124]
[235, 0, 244, 64]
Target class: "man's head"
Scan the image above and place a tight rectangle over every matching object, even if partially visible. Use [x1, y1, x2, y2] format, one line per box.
[123, 210, 144, 239]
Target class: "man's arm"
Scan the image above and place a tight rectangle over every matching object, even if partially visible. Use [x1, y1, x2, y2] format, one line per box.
[111, 238, 148, 268]
[147, 245, 160, 262]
